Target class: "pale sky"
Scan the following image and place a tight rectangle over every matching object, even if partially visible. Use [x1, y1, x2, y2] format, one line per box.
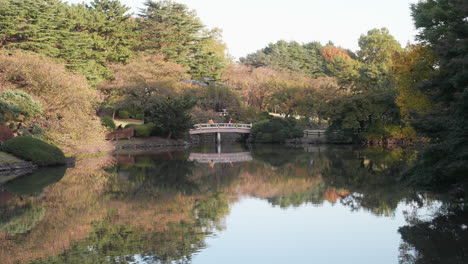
[67, 0, 419, 59]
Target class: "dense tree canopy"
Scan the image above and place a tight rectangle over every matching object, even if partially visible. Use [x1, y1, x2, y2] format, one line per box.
[0, 0, 137, 84]
[138, 0, 228, 79]
[240, 40, 326, 77]
[144, 95, 197, 139]
[100, 54, 190, 118]
[402, 0, 468, 187]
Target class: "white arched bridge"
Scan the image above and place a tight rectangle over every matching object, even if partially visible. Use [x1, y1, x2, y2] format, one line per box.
[189, 123, 252, 135]
[189, 123, 252, 142]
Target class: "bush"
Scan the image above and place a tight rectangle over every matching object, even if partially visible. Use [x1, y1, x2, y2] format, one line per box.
[134, 113, 144, 120]
[0, 52, 102, 152]
[126, 123, 157, 137]
[0, 90, 42, 121]
[101, 116, 115, 131]
[144, 96, 196, 139]
[1, 136, 66, 166]
[250, 117, 303, 143]
[118, 110, 130, 119]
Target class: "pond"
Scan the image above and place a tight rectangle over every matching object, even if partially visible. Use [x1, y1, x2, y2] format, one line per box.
[0, 144, 466, 264]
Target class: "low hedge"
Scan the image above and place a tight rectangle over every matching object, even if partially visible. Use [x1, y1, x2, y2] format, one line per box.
[118, 110, 130, 119]
[125, 123, 157, 137]
[1, 136, 66, 166]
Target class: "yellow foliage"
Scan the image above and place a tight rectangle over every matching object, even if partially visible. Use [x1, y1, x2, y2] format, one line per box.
[391, 45, 435, 123]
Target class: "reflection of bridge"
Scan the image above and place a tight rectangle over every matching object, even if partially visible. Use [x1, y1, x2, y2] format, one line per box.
[189, 123, 252, 142]
[188, 152, 253, 164]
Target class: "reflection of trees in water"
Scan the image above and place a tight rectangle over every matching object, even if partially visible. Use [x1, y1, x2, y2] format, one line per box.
[319, 147, 418, 216]
[0, 200, 45, 236]
[0, 167, 66, 238]
[28, 220, 205, 264]
[3, 146, 463, 264]
[268, 182, 328, 207]
[250, 145, 308, 167]
[398, 204, 468, 264]
[107, 152, 199, 200]
[29, 192, 231, 264]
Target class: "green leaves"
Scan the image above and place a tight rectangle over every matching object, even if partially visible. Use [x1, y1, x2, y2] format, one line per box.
[144, 95, 196, 139]
[400, 0, 468, 187]
[240, 40, 326, 77]
[138, 0, 227, 79]
[251, 117, 303, 143]
[0, 90, 42, 124]
[357, 28, 402, 66]
[0, 0, 136, 84]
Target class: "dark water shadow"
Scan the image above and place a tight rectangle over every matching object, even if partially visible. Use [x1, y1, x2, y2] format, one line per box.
[3, 166, 67, 197]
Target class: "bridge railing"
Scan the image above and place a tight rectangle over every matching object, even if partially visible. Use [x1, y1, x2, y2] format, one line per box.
[192, 123, 252, 130]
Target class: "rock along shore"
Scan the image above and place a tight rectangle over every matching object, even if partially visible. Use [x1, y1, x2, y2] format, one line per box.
[0, 161, 37, 184]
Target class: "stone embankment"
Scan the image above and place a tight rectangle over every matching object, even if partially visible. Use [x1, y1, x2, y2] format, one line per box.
[0, 161, 37, 184]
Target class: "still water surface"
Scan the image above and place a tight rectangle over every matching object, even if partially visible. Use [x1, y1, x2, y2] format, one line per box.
[0, 144, 466, 264]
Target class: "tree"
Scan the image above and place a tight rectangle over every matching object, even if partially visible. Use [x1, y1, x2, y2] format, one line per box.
[195, 83, 242, 115]
[85, 0, 136, 63]
[222, 64, 277, 111]
[100, 54, 190, 117]
[411, 0, 468, 104]
[250, 116, 303, 143]
[401, 0, 468, 187]
[0, 0, 136, 84]
[391, 45, 435, 127]
[138, 0, 227, 79]
[240, 40, 326, 77]
[321, 28, 404, 143]
[357, 28, 403, 66]
[320, 45, 352, 63]
[144, 95, 196, 139]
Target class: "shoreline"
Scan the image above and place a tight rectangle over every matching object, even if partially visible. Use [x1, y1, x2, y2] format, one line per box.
[0, 160, 37, 185]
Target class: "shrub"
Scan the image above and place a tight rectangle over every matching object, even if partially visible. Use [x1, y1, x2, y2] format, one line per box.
[134, 113, 144, 120]
[118, 110, 130, 119]
[0, 90, 42, 121]
[31, 124, 43, 136]
[1, 136, 66, 166]
[144, 96, 196, 139]
[250, 117, 303, 143]
[125, 123, 164, 137]
[100, 116, 116, 131]
[133, 123, 156, 137]
[0, 52, 102, 152]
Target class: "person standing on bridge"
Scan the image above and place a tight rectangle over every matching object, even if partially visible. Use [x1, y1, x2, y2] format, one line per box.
[229, 118, 234, 124]
[208, 119, 214, 126]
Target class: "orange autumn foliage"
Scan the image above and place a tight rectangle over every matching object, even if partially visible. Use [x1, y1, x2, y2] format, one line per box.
[320, 46, 352, 62]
